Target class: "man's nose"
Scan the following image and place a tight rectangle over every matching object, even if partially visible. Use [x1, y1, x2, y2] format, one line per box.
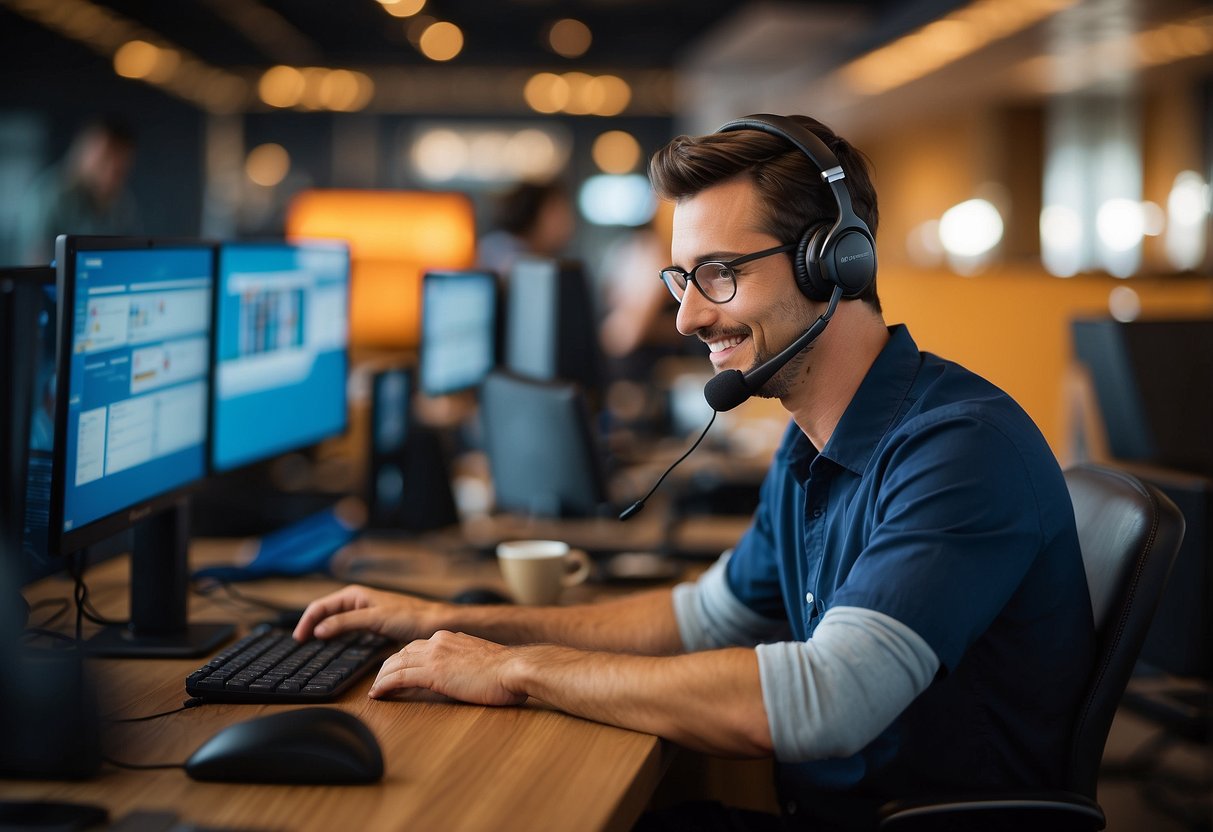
[675, 284, 716, 337]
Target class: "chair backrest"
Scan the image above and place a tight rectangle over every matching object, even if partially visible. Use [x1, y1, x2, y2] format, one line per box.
[1065, 463, 1185, 797]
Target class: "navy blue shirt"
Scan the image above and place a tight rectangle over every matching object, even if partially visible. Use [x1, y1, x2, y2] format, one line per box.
[727, 325, 1095, 806]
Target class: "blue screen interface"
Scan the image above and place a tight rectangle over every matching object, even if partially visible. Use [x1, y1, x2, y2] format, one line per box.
[419, 271, 496, 396]
[212, 242, 349, 472]
[62, 247, 213, 533]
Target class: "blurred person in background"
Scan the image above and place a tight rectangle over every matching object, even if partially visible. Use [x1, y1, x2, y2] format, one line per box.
[20, 116, 139, 264]
[476, 180, 575, 278]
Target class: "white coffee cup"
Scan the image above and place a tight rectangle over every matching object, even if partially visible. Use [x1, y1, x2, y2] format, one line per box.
[496, 540, 591, 605]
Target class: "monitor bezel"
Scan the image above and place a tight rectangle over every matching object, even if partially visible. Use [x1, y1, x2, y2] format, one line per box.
[1, 266, 55, 576]
[418, 268, 499, 397]
[49, 235, 217, 557]
[208, 238, 352, 474]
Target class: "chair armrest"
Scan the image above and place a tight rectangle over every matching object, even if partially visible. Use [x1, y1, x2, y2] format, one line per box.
[879, 790, 1105, 831]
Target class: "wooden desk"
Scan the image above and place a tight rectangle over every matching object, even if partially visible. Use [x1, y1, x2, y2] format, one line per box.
[1, 540, 672, 832]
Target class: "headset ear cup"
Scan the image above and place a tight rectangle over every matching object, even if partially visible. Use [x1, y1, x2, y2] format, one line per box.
[832, 230, 877, 297]
[794, 223, 833, 302]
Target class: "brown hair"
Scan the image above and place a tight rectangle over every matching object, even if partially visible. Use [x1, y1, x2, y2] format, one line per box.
[649, 115, 880, 309]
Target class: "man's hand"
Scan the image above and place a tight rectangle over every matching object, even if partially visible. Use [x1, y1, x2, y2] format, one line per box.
[368, 630, 526, 707]
[292, 584, 442, 644]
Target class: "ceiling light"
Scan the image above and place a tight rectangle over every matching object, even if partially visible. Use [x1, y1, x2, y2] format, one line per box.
[113, 40, 159, 79]
[842, 0, 1079, 95]
[1096, 198, 1145, 255]
[1040, 204, 1083, 277]
[246, 143, 290, 188]
[418, 21, 463, 61]
[259, 66, 305, 107]
[592, 131, 641, 174]
[548, 18, 591, 59]
[939, 199, 1004, 258]
[592, 75, 631, 116]
[524, 72, 569, 114]
[382, 0, 426, 18]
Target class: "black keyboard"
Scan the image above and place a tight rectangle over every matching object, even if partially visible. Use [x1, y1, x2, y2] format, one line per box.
[185, 624, 394, 703]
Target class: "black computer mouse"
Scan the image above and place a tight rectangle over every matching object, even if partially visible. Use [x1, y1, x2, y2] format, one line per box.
[449, 586, 512, 605]
[185, 707, 383, 785]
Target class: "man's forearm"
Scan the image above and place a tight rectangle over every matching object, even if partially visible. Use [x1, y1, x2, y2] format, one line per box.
[426, 587, 684, 655]
[504, 643, 772, 758]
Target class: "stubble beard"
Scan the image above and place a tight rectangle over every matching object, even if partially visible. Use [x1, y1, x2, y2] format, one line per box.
[753, 340, 814, 400]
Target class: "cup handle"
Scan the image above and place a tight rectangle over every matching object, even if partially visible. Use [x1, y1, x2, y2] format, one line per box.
[562, 549, 591, 587]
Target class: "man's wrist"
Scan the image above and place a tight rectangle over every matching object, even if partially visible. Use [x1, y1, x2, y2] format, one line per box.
[502, 643, 550, 700]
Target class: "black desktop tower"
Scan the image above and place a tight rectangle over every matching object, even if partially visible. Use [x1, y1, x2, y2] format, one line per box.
[366, 368, 458, 533]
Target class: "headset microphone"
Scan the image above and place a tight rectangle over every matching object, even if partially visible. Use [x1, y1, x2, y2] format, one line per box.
[619, 285, 841, 521]
[703, 284, 842, 412]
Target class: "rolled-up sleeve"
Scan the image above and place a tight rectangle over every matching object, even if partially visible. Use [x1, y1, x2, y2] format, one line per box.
[673, 552, 790, 651]
[757, 606, 939, 761]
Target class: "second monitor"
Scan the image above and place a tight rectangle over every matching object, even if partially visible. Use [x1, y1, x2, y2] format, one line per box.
[211, 240, 350, 473]
[418, 269, 498, 397]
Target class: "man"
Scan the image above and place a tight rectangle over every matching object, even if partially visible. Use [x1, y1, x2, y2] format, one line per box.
[20, 116, 138, 264]
[295, 115, 1095, 828]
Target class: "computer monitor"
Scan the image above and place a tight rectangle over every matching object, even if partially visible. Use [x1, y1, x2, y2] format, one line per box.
[50, 235, 233, 657]
[1071, 318, 1213, 475]
[480, 370, 608, 518]
[211, 240, 350, 473]
[418, 269, 498, 396]
[503, 257, 601, 401]
[0, 267, 58, 584]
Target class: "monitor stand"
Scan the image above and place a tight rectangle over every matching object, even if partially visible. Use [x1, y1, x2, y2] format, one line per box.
[86, 500, 233, 658]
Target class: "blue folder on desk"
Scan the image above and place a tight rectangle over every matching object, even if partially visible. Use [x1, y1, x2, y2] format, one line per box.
[192, 507, 359, 583]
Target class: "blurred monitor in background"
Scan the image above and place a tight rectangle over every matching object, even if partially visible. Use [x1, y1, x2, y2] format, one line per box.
[418, 269, 498, 397]
[1071, 318, 1213, 476]
[503, 256, 601, 405]
[480, 371, 608, 518]
[0, 267, 58, 584]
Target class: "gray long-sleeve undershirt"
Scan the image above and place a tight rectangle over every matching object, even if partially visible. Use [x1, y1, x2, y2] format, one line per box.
[673, 554, 940, 761]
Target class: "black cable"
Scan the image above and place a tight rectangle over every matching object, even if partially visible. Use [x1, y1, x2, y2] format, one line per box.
[192, 580, 298, 614]
[27, 597, 71, 629]
[102, 755, 184, 772]
[69, 551, 85, 645]
[107, 697, 206, 724]
[67, 551, 128, 633]
[619, 410, 718, 521]
[21, 627, 77, 647]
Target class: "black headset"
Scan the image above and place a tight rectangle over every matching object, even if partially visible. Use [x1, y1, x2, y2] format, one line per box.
[716, 114, 877, 303]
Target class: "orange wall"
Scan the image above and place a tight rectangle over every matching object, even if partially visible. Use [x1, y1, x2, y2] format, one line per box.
[849, 98, 1213, 460]
[879, 265, 1213, 459]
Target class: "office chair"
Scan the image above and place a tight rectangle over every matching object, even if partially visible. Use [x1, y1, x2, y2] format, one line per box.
[878, 463, 1186, 832]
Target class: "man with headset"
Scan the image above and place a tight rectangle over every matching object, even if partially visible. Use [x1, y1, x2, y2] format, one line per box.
[295, 115, 1095, 829]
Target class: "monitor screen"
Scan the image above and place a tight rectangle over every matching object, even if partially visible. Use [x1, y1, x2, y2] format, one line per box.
[211, 241, 349, 473]
[1072, 318, 1213, 476]
[51, 238, 215, 554]
[1, 267, 54, 579]
[480, 370, 607, 518]
[503, 257, 600, 398]
[418, 270, 497, 396]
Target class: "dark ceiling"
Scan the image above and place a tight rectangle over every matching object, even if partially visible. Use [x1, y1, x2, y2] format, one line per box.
[0, 0, 931, 75]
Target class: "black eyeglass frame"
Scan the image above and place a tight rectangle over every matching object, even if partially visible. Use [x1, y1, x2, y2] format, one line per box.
[659, 243, 795, 304]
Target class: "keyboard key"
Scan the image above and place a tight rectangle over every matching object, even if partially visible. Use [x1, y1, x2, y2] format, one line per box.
[184, 624, 393, 703]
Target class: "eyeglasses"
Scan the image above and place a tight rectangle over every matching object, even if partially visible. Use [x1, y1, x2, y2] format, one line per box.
[659, 243, 795, 304]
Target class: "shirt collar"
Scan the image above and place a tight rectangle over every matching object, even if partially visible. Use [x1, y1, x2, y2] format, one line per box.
[814, 324, 922, 476]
